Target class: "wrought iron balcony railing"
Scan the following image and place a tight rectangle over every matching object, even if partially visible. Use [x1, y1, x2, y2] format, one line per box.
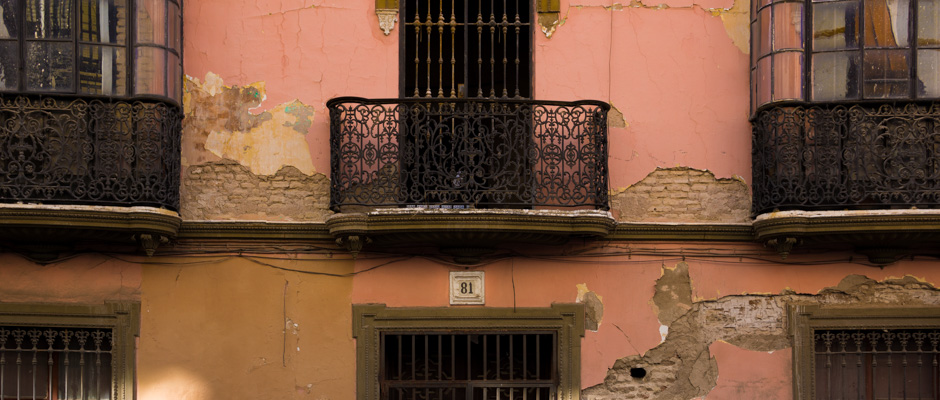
[0, 95, 182, 211]
[328, 97, 610, 211]
[752, 102, 940, 215]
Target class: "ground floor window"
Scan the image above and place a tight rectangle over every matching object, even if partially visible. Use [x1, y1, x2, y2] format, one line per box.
[353, 304, 583, 400]
[791, 305, 940, 400]
[0, 302, 138, 400]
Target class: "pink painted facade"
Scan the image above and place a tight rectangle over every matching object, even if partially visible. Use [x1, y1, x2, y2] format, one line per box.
[1, 0, 939, 399]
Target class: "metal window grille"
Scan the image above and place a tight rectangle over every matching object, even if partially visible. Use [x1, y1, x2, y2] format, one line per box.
[402, 0, 532, 99]
[381, 332, 556, 400]
[814, 328, 940, 400]
[0, 326, 114, 400]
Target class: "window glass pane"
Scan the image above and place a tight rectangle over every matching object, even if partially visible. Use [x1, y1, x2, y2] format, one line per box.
[168, 0, 179, 51]
[167, 50, 179, 100]
[917, 49, 940, 97]
[0, 0, 17, 38]
[136, 0, 165, 45]
[758, 56, 772, 106]
[773, 51, 804, 100]
[81, 0, 128, 44]
[759, 7, 772, 57]
[25, 0, 73, 39]
[813, 1, 859, 51]
[863, 49, 910, 97]
[773, 2, 803, 51]
[135, 46, 164, 95]
[919, 0, 940, 46]
[813, 51, 860, 100]
[0, 41, 16, 90]
[26, 41, 74, 91]
[864, 0, 909, 47]
[79, 44, 126, 95]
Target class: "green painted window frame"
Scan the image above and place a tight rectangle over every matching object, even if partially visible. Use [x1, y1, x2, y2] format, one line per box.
[789, 304, 940, 400]
[0, 301, 140, 400]
[353, 303, 584, 400]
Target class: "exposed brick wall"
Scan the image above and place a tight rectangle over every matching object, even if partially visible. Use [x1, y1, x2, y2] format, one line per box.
[180, 161, 332, 222]
[610, 167, 750, 223]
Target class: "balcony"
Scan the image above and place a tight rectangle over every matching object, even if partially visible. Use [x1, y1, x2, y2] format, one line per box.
[0, 94, 182, 258]
[752, 102, 940, 263]
[326, 97, 613, 261]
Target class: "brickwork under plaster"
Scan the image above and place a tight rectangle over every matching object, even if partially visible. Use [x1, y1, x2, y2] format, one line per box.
[583, 265, 940, 399]
[610, 167, 750, 223]
[180, 161, 331, 222]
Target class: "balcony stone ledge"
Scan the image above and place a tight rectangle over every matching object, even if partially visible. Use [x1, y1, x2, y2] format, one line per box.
[327, 208, 616, 263]
[754, 209, 940, 265]
[0, 203, 181, 260]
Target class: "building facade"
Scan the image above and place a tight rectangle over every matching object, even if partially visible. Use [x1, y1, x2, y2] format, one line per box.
[1, 0, 940, 399]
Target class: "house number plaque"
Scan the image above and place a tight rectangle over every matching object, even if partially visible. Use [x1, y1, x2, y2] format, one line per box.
[450, 271, 484, 305]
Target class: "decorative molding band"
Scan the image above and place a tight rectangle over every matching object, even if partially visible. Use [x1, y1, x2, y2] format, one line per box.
[608, 222, 754, 241]
[178, 221, 333, 241]
[0, 204, 180, 240]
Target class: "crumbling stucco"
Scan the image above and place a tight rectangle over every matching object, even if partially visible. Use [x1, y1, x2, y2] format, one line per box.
[608, 104, 627, 128]
[560, 2, 749, 54]
[583, 267, 940, 400]
[182, 72, 317, 176]
[578, 284, 605, 331]
[610, 167, 750, 223]
[180, 161, 331, 221]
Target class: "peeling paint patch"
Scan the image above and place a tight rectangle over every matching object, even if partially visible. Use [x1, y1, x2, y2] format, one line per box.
[609, 167, 750, 223]
[183, 72, 317, 176]
[577, 284, 605, 331]
[583, 269, 940, 399]
[607, 104, 627, 128]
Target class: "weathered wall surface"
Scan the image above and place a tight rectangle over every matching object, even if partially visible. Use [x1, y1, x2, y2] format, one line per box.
[181, 161, 332, 221]
[0, 254, 141, 303]
[180, 74, 332, 221]
[610, 167, 750, 222]
[138, 257, 355, 400]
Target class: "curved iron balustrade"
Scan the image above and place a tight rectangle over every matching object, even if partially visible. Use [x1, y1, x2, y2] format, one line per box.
[329, 97, 610, 211]
[752, 102, 940, 215]
[0, 95, 182, 211]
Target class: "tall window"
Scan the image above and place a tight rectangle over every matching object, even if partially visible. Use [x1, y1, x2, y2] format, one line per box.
[791, 305, 940, 400]
[751, 0, 940, 111]
[401, 0, 532, 99]
[0, 0, 182, 101]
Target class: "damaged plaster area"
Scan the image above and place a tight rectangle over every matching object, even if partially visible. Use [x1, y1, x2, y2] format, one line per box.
[583, 264, 940, 399]
[182, 72, 317, 176]
[180, 73, 331, 221]
[555, 2, 749, 53]
[180, 161, 331, 221]
[609, 167, 750, 223]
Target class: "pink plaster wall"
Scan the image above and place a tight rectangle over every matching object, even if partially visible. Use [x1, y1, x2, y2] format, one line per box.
[0, 254, 141, 303]
[690, 253, 940, 300]
[184, 0, 752, 187]
[707, 341, 792, 399]
[351, 255, 670, 388]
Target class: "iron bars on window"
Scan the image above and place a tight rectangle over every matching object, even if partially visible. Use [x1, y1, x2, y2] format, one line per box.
[752, 102, 940, 215]
[402, 0, 532, 99]
[328, 97, 609, 211]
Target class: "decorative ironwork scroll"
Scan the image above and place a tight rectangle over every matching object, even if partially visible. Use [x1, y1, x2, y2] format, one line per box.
[328, 97, 609, 211]
[752, 102, 940, 215]
[0, 95, 182, 211]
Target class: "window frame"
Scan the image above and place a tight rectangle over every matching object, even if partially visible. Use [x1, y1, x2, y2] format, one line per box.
[750, 0, 940, 113]
[0, 302, 140, 400]
[398, 0, 534, 99]
[352, 304, 584, 400]
[0, 0, 183, 103]
[789, 304, 940, 400]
